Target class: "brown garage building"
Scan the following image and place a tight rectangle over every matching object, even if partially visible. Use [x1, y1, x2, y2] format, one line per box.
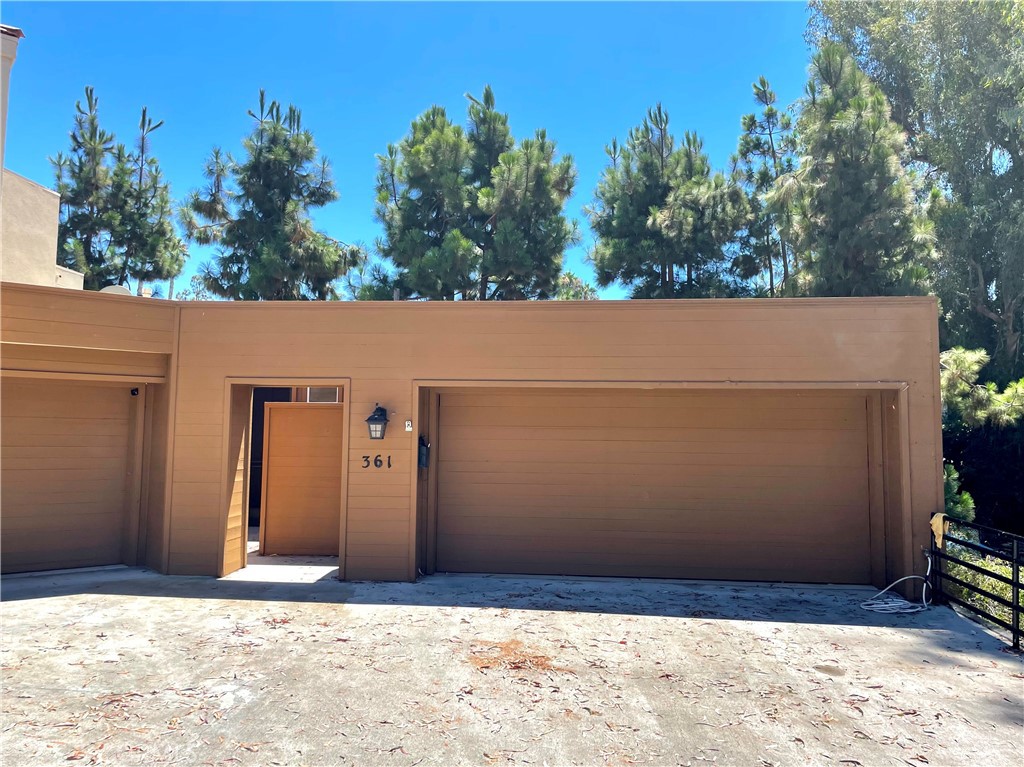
[0, 282, 942, 588]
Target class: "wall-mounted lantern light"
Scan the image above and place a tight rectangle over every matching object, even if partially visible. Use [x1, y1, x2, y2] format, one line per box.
[366, 403, 389, 440]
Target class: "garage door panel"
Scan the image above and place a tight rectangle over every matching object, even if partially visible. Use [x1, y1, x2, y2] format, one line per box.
[440, 532, 864, 561]
[439, 483, 866, 508]
[4, 396, 133, 420]
[439, 503, 866, 529]
[436, 389, 872, 584]
[441, 389, 862, 409]
[1, 380, 131, 574]
[1, 465, 127, 483]
[2, 478, 127, 504]
[3, 517, 123, 545]
[440, 459, 866, 479]
[438, 425, 864, 447]
[2, 416, 132, 437]
[439, 406, 867, 431]
[438, 503, 865, 527]
[2, 455, 128, 472]
[439, 538, 869, 582]
[1, 433, 130, 450]
[438, 436, 867, 465]
[439, 471, 867, 497]
[3, 542, 122, 571]
[1, 501, 129, 523]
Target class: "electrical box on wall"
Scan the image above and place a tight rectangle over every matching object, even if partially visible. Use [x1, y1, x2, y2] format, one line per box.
[405, 419, 413, 432]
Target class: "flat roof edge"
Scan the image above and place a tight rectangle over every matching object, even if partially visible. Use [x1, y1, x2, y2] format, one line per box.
[0, 281, 938, 311]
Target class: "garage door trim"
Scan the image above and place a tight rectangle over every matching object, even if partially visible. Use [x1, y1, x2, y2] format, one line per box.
[413, 379, 909, 587]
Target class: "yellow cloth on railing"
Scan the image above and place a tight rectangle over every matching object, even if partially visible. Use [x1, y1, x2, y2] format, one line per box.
[930, 513, 948, 548]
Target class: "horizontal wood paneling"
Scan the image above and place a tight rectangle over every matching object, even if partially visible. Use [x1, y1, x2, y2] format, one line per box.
[165, 299, 937, 579]
[1, 283, 177, 353]
[436, 389, 872, 584]
[0, 379, 131, 573]
[261, 405, 343, 556]
[1, 284, 940, 581]
[1, 342, 168, 380]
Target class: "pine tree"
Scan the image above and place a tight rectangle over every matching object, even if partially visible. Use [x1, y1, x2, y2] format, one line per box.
[479, 129, 579, 299]
[940, 347, 1024, 428]
[809, 0, 1023, 378]
[181, 91, 361, 300]
[733, 77, 798, 296]
[589, 106, 748, 298]
[374, 86, 577, 300]
[375, 107, 477, 300]
[555, 272, 599, 300]
[650, 133, 750, 297]
[52, 88, 184, 290]
[779, 44, 932, 297]
[109, 108, 186, 286]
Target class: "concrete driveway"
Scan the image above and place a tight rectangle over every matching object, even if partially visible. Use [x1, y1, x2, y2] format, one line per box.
[1, 567, 1021, 766]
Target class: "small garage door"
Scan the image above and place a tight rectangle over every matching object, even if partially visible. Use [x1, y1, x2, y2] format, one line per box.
[436, 389, 871, 583]
[1, 379, 133, 573]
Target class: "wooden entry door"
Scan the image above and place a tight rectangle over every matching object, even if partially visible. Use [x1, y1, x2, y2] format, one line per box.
[260, 404, 344, 556]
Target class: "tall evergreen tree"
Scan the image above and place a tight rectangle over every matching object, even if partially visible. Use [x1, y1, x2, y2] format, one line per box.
[479, 129, 578, 299]
[589, 106, 748, 298]
[375, 106, 477, 300]
[809, 0, 1023, 378]
[52, 88, 184, 290]
[374, 86, 577, 300]
[181, 91, 361, 300]
[777, 44, 932, 297]
[733, 77, 798, 296]
[108, 108, 186, 286]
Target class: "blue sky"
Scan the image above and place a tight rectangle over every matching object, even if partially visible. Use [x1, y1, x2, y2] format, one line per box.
[3, 2, 813, 298]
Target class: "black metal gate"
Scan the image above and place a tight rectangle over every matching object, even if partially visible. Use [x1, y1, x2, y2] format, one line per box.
[930, 516, 1023, 651]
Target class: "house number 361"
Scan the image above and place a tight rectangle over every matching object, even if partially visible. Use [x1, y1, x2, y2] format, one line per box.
[361, 455, 392, 469]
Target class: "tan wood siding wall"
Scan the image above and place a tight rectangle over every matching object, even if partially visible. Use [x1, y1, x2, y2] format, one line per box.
[882, 389, 912, 583]
[220, 385, 251, 575]
[0, 343, 168, 380]
[435, 389, 871, 582]
[1, 283, 176, 353]
[1, 379, 132, 572]
[143, 382, 171, 570]
[1, 286, 178, 572]
[169, 299, 939, 581]
[0, 283, 942, 583]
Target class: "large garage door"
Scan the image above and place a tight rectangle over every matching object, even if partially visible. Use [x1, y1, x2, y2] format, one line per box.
[1, 379, 132, 573]
[436, 389, 871, 583]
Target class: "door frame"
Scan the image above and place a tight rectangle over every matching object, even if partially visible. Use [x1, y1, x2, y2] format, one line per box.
[218, 377, 351, 577]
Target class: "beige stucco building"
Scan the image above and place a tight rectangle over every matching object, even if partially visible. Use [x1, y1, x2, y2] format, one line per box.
[0, 24, 83, 291]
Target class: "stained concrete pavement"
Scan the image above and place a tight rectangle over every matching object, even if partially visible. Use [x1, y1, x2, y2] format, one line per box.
[1, 567, 1021, 766]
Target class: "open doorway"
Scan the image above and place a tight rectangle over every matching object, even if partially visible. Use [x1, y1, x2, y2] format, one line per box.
[248, 387, 293, 554]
